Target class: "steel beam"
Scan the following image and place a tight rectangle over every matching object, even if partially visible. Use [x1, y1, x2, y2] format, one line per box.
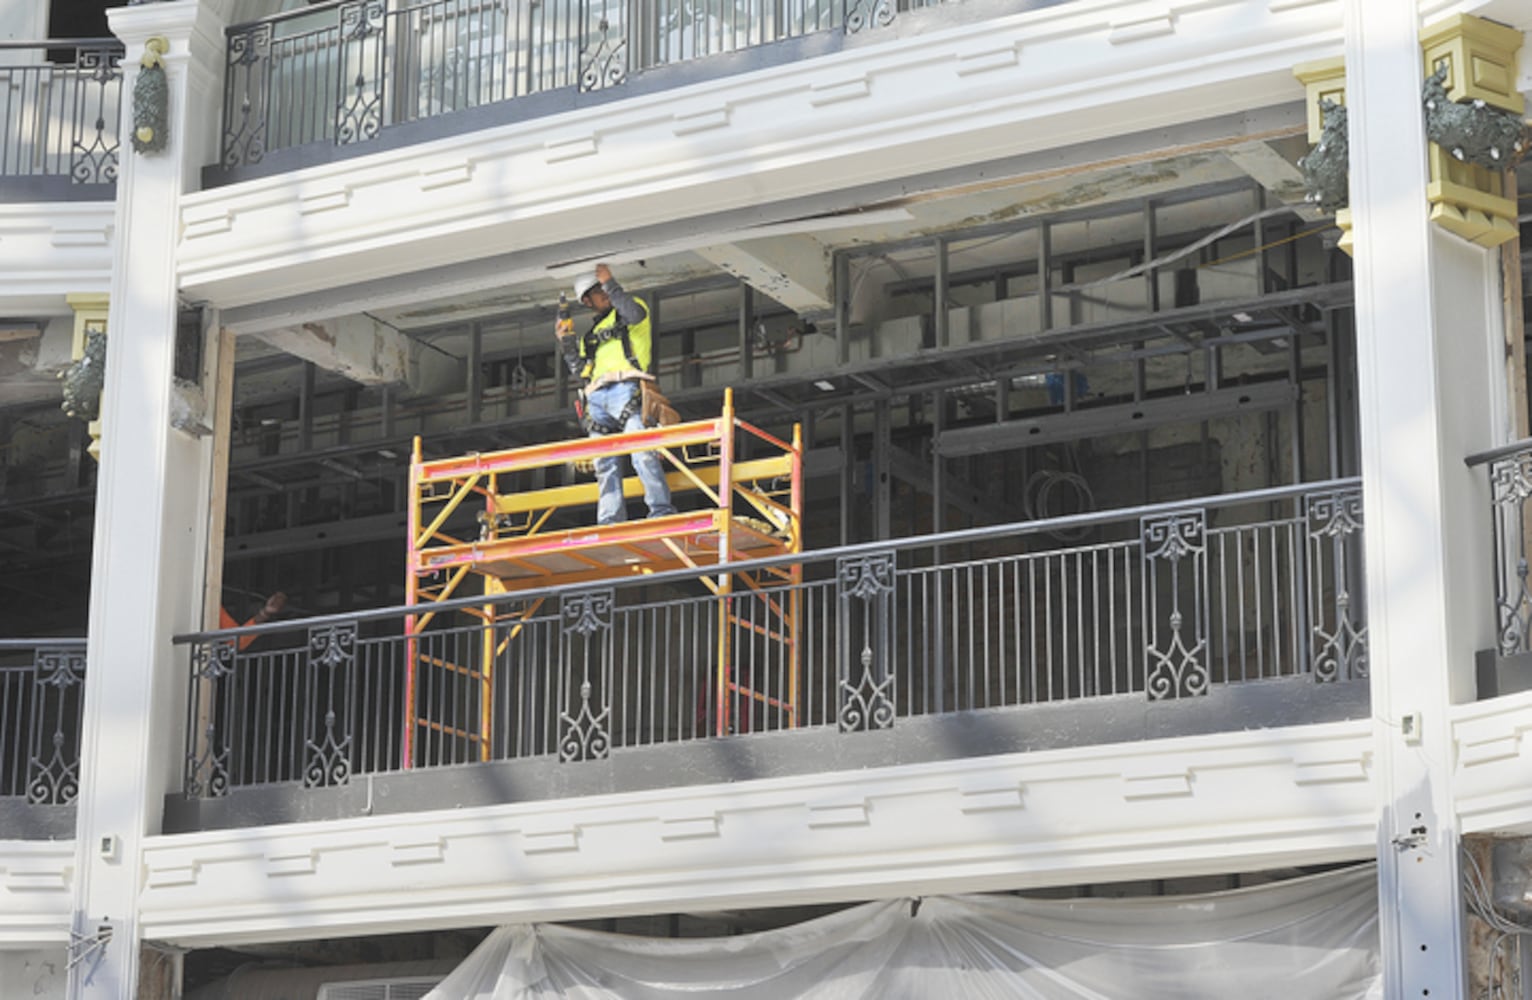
[936, 381, 1299, 457]
[886, 442, 1009, 523]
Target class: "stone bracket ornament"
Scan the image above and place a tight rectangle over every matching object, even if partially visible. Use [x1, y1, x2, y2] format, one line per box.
[1293, 14, 1526, 254]
[1293, 57, 1354, 255]
[59, 329, 106, 422]
[1423, 65, 1528, 170]
[1299, 99, 1349, 215]
[131, 37, 170, 154]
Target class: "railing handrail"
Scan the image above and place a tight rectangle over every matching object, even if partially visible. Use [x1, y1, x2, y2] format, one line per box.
[0, 39, 123, 49]
[174, 476, 1362, 645]
[1465, 437, 1532, 468]
[224, 0, 358, 33]
[0, 638, 86, 649]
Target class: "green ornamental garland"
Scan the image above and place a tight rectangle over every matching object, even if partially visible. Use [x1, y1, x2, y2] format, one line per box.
[131, 39, 169, 154]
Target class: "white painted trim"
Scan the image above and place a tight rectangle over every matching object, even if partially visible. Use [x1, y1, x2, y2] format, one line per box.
[0, 204, 115, 312]
[138, 721, 1376, 946]
[1452, 689, 1532, 836]
[0, 841, 75, 950]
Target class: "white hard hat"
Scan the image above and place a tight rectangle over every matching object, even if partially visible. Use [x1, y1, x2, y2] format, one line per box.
[573, 273, 602, 302]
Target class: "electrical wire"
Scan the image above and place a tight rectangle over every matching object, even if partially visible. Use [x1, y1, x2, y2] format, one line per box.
[1199, 224, 1333, 269]
[1022, 445, 1095, 541]
[1075, 206, 1298, 289]
[1462, 843, 1532, 999]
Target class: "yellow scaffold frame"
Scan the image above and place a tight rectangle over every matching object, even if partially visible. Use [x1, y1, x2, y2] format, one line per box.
[404, 388, 803, 766]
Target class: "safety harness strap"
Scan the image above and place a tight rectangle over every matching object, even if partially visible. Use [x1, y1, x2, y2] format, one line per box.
[580, 319, 643, 374]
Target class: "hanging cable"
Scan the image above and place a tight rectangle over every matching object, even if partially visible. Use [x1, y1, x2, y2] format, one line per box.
[1022, 445, 1095, 542]
[1462, 843, 1532, 1000]
[1074, 206, 1298, 290]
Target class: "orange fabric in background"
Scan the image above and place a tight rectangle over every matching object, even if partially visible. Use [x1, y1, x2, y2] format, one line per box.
[218, 608, 261, 651]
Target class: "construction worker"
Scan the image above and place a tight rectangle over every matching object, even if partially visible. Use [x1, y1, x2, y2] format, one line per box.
[218, 591, 287, 651]
[556, 263, 676, 525]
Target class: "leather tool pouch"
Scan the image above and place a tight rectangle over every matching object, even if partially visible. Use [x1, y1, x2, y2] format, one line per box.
[640, 381, 680, 427]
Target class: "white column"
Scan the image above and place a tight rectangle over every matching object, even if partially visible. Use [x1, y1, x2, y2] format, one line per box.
[69, 3, 228, 997]
[0, 1, 48, 48]
[1344, 4, 1505, 999]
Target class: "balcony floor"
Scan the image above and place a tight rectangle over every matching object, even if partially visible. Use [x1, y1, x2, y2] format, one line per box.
[163, 674, 1369, 833]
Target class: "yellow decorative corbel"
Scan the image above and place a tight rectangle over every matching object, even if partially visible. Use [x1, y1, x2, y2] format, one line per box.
[1420, 14, 1524, 248]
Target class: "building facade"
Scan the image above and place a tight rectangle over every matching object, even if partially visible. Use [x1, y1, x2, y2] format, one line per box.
[1, 0, 1531, 996]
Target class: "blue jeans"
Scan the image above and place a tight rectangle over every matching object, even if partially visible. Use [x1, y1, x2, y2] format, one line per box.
[585, 381, 676, 525]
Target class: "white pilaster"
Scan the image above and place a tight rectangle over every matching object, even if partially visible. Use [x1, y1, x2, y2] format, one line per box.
[70, 3, 228, 997]
[1344, 3, 1505, 999]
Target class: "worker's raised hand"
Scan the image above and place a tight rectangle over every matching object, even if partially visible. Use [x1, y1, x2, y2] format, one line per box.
[594, 263, 612, 285]
[253, 591, 287, 624]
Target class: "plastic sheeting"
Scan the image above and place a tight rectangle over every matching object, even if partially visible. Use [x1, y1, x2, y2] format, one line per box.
[425, 865, 1381, 999]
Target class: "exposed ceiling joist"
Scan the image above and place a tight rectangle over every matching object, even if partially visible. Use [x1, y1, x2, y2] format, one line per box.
[1223, 139, 1325, 223]
[253, 317, 408, 387]
[692, 234, 834, 317]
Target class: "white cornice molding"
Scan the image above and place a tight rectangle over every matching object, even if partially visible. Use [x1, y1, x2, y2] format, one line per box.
[0, 841, 75, 949]
[0, 204, 116, 307]
[107, 1, 229, 112]
[176, 0, 1344, 309]
[107, 0, 201, 53]
[1451, 689, 1532, 835]
[138, 720, 1376, 946]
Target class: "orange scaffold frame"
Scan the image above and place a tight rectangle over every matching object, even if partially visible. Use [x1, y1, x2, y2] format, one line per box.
[404, 388, 803, 767]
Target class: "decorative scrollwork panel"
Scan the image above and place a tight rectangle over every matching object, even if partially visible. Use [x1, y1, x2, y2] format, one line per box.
[1489, 452, 1532, 656]
[70, 48, 122, 184]
[578, 2, 628, 92]
[222, 23, 273, 167]
[846, 0, 896, 33]
[304, 624, 356, 788]
[559, 589, 613, 761]
[334, 0, 386, 146]
[837, 552, 897, 731]
[1142, 512, 1209, 700]
[25, 647, 86, 805]
[1305, 489, 1368, 682]
[184, 639, 237, 798]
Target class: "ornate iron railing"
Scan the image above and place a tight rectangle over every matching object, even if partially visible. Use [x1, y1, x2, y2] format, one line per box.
[1468, 439, 1532, 657]
[176, 478, 1367, 796]
[0, 41, 123, 191]
[220, 0, 952, 169]
[0, 639, 87, 806]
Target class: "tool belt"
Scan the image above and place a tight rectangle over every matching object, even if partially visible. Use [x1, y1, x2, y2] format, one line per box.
[583, 380, 679, 434]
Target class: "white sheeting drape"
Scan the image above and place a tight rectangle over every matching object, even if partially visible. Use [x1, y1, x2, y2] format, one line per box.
[426, 864, 1380, 999]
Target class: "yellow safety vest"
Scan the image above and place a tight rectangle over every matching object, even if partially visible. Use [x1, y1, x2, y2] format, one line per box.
[580, 296, 652, 383]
